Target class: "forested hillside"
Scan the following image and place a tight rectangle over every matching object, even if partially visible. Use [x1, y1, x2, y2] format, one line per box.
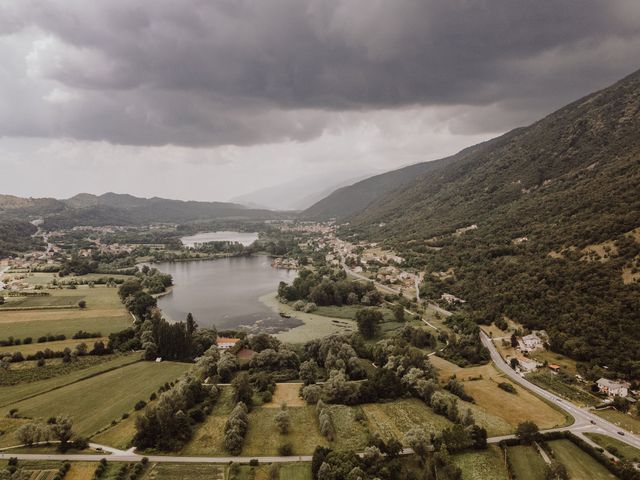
[301, 158, 456, 220]
[0, 192, 286, 230]
[343, 69, 640, 376]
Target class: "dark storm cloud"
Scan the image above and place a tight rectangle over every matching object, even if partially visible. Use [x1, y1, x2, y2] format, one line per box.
[2, 0, 640, 146]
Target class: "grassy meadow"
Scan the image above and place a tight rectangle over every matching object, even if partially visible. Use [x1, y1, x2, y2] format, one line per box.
[507, 445, 548, 480]
[453, 445, 508, 480]
[1, 360, 189, 438]
[429, 355, 569, 434]
[594, 409, 640, 435]
[548, 440, 617, 480]
[584, 432, 640, 461]
[0, 286, 132, 340]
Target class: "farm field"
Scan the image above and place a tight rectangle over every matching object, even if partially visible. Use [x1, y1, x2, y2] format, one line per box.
[263, 383, 305, 408]
[0, 337, 108, 356]
[584, 432, 640, 461]
[547, 440, 617, 480]
[507, 445, 547, 480]
[65, 462, 99, 480]
[91, 407, 142, 449]
[144, 463, 225, 480]
[181, 386, 235, 455]
[453, 445, 508, 480]
[362, 398, 452, 443]
[0, 286, 131, 340]
[594, 409, 640, 435]
[429, 355, 569, 434]
[0, 360, 189, 438]
[242, 405, 328, 456]
[0, 352, 140, 407]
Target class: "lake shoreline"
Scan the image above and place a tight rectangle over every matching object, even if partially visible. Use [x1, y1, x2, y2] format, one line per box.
[259, 292, 356, 344]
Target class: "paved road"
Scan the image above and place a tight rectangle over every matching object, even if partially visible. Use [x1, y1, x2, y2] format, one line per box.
[481, 331, 640, 451]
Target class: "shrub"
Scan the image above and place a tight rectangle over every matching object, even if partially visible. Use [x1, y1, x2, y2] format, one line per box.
[498, 382, 517, 394]
[278, 443, 293, 456]
[134, 400, 147, 411]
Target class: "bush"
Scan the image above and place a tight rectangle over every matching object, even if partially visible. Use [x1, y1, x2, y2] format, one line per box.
[134, 400, 147, 411]
[278, 443, 293, 456]
[249, 459, 259, 467]
[498, 382, 517, 394]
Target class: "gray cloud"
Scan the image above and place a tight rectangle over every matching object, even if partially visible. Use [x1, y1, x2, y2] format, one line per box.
[1, 0, 640, 146]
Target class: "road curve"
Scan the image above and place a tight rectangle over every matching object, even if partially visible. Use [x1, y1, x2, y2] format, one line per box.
[480, 331, 640, 451]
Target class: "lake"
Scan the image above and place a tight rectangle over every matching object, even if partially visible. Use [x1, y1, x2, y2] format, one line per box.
[180, 231, 259, 247]
[155, 256, 301, 332]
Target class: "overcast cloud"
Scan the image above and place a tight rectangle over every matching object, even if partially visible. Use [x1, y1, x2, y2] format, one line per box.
[1, 0, 639, 203]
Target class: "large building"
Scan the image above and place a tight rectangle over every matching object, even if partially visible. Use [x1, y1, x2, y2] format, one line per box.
[597, 378, 629, 397]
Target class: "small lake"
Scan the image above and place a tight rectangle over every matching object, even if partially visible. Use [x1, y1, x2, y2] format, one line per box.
[180, 231, 259, 247]
[155, 256, 300, 332]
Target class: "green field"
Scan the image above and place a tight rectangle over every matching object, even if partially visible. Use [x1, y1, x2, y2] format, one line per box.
[0, 337, 108, 356]
[548, 440, 617, 480]
[0, 353, 140, 407]
[145, 463, 225, 480]
[453, 445, 508, 480]
[0, 286, 131, 340]
[584, 432, 640, 461]
[507, 445, 547, 480]
[1, 360, 189, 438]
[0, 294, 84, 309]
[362, 398, 453, 443]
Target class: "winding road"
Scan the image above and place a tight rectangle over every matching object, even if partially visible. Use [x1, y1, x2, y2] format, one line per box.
[481, 331, 640, 453]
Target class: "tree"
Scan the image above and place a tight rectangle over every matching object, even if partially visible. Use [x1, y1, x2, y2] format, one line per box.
[16, 422, 47, 447]
[510, 333, 519, 348]
[392, 303, 405, 322]
[404, 427, 430, 460]
[515, 421, 539, 444]
[1, 356, 11, 371]
[0, 296, 5, 305]
[510, 358, 520, 370]
[231, 372, 253, 406]
[355, 308, 383, 339]
[50, 415, 73, 450]
[78, 300, 87, 309]
[275, 407, 290, 434]
[299, 360, 319, 385]
[186, 313, 198, 335]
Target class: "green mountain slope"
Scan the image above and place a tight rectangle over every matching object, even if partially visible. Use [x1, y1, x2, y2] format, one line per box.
[345, 69, 640, 375]
[301, 158, 456, 220]
[0, 192, 286, 230]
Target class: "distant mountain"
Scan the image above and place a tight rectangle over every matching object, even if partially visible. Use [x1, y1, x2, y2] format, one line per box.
[0, 192, 287, 230]
[232, 172, 375, 211]
[341, 69, 640, 375]
[301, 159, 456, 220]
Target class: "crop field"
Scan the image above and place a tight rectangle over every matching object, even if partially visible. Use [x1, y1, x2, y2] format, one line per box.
[243, 405, 328, 455]
[65, 462, 99, 480]
[594, 409, 640, 435]
[327, 404, 370, 451]
[429, 356, 569, 434]
[0, 286, 131, 340]
[1, 360, 189, 438]
[0, 353, 140, 407]
[548, 440, 616, 480]
[144, 463, 225, 480]
[181, 386, 236, 455]
[91, 407, 141, 449]
[0, 337, 109, 356]
[362, 399, 453, 443]
[264, 383, 305, 408]
[507, 445, 547, 480]
[584, 432, 640, 461]
[453, 445, 508, 480]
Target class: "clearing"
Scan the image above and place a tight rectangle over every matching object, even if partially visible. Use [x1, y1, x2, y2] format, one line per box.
[263, 383, 306, 408]
[453, 445, 508, 480]
[507, 445, 548, 480]
[547, 439, 616, 480]
[429, 356, 568, 434]
[0, 286, 131, 340]
[1, 360, 189, 437]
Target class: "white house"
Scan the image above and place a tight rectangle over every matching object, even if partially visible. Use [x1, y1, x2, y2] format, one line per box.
[597, 378, 629, 397]
[519, 333, 543, 353]
[217, 337, 240, 350]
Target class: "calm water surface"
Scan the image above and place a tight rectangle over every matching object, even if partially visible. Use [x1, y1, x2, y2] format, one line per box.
[155, 256, 298, 331]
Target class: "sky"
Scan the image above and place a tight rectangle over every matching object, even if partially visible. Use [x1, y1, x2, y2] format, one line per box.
[1, 0, 640, 204]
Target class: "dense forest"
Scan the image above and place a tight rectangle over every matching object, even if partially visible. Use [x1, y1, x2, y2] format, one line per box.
[337, 69, 640, 376]
[0, 219, 41, 257]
